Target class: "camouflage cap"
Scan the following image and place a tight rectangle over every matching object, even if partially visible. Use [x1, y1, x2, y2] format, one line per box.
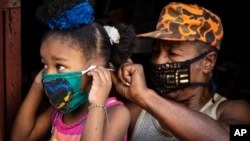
[138, 2, 224, 50]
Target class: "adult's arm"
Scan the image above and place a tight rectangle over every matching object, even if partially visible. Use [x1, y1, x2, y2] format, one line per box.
[113, 63, 250, 141]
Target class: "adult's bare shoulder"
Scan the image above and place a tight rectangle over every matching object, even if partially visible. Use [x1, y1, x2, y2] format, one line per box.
[217, 99, 250, 124]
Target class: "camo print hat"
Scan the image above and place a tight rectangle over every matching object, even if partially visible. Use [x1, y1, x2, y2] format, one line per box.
[138, 2, 224, 50]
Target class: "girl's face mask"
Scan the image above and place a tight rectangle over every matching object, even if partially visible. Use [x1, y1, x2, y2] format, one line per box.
[42, 66, 96, 113]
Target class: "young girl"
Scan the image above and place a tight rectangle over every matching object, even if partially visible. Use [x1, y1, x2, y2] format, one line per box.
[11, 0, 137, 140]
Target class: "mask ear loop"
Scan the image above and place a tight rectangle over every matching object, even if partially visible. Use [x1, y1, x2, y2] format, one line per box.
[81, 65, 97, 75]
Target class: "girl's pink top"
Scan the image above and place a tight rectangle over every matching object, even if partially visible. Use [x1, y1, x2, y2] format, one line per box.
[50, 97, 127, 141]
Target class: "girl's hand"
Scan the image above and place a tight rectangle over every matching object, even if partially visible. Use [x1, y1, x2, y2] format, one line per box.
[32, 69, 45, 92]
[34, 69, 44, 85]
[87, 66, 112, 104]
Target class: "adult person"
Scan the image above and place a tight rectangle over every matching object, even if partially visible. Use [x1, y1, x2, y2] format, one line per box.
[113, 2, 250, 141]
[11, 0, 137, 140]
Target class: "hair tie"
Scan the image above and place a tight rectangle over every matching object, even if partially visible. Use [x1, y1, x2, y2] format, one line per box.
[103, 26, 120, 45]
[46, 0, 94, 29]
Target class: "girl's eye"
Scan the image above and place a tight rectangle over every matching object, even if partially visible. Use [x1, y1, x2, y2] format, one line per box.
[56, 64, 65, 71]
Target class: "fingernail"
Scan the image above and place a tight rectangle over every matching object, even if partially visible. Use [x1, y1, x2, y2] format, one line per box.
[125, 82, 130, 87]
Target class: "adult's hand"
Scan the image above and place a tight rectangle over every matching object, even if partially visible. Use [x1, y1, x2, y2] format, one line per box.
[112, 63, 150, 105]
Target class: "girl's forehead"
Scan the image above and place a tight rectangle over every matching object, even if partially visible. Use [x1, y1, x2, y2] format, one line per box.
[42, 36, 81, 50]
[44, 35, 79, 47]
[41, 38, 85, 60]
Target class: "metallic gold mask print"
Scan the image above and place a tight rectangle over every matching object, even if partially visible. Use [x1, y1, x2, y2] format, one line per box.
[150, 52, 210, 95]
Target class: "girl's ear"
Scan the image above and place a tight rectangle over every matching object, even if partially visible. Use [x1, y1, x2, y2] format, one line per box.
[201, 52, 217, 74]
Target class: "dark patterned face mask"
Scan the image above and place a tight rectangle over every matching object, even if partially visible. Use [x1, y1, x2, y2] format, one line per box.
[150, 52, 211, 95]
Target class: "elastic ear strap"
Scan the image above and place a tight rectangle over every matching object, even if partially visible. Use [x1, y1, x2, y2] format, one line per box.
[188, 51, 212, 64]
[81, 65, 97, 74]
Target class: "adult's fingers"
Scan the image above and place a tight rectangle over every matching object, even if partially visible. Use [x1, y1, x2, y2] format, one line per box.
[115, 58, 133, 85]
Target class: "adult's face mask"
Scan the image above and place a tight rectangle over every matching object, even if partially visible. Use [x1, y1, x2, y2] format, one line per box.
[150, 52, 210, 95]
[42, 66, 96, 113]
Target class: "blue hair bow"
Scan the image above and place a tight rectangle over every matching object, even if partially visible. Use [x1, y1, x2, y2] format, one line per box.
[46, 1, 94, 29]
